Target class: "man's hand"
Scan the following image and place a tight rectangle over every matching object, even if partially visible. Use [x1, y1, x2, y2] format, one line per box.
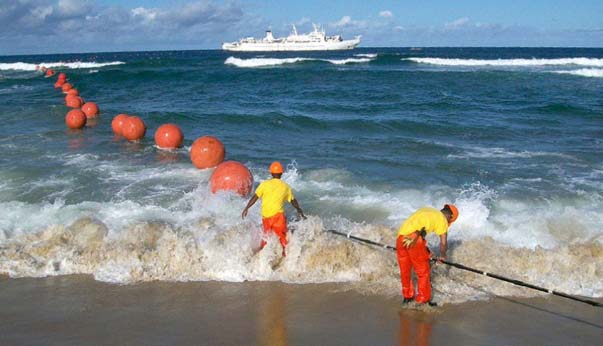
[298, 209, 306, 220]
[402, 237, 417, 248]
[242, 195, 258, 219]
[430, 253, 447, 264]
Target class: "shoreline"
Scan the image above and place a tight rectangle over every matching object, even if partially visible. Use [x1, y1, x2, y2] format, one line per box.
[1, 275, 601, 345]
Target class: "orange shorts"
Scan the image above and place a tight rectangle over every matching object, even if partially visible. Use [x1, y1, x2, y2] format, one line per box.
[262, 212, 288, 255]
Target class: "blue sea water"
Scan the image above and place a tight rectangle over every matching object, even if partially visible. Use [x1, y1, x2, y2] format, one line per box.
[0, 48, 602, 300]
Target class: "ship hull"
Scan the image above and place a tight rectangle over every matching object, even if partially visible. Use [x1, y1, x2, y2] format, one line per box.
[222, 39, 360, 52]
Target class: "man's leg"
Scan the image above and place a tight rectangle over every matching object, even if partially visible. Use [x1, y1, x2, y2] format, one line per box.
[261, 213, 288, 256]
[396, 236, 414, 300]
[261, 217, 271, 249]
[271, 213, 288, 256]
[408, 236, 431, 303]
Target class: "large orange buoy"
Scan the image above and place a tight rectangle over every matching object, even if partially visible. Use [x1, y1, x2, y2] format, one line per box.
[210, 161, 253, 196]
[45, 69, 55, 78]
[54, 80, 65, 89]
[190, 136, 225, 169]
[61, 83, 73, 93]
[65, 109, 87, 129]
[65, 95, 84, 108]
[121, 116, 146, 141]
[154, 124, 184, 149]
[81, 102, 99, 118]
[66, 88, 79, 96]
[111, 114, 130, 136]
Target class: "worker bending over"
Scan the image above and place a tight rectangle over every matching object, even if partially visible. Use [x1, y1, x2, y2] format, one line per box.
[396, 204, 459, 305]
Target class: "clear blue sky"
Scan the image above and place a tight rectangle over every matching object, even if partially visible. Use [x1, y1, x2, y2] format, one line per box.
[1, 0, 602, 55]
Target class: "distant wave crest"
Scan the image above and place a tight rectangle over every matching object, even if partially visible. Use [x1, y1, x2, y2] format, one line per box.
[0, 61, 125, 71]
[354, 53, 378, 58]
[225, 56, 373, 68]
[405, 57, 603, 67]
[554, 68, 603, 78]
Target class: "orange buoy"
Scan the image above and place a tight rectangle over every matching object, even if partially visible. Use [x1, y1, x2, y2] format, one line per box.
[210, 161, 253, 196]
[111, 114, 130, 136]
[81, 102, 99, 118]
[45, 69, 55, 78]
[58, 73, 66, 80]
[65, 95, 84, 108]
[190, 136, 225, 169]
[65, 109, 87, 129]
[61, 83, 73, 93]
[121, 116, 146, 141]
[66, 88, 79, 96]
[154, 124, 184, 149]
[54, 80, 65, 89]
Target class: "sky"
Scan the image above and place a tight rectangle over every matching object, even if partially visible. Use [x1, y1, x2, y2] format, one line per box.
[1, 0, 602, 55]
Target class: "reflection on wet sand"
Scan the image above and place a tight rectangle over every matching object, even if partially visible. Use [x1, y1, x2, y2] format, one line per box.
[398, 310, 433, 346]
[257, 285, 288, 346]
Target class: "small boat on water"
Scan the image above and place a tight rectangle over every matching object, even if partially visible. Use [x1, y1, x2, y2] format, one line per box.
[222, 24, 361, 52]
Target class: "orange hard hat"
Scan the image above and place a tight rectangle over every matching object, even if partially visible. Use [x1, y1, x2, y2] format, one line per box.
[269, 161, 284, 174]
[444, 204, 459, 224]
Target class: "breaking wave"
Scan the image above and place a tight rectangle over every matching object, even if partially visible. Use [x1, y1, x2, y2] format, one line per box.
[554, 68, 603, 78]
[225, 56, 373, 68]
[354, 53, 378, 58]
[0, 165, 602, 303]
[405, 57, 603, 67]
[0, 213, 601, 304]
[0, 61, 125, 71]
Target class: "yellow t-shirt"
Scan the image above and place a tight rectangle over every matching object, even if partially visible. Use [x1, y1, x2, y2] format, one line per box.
[397, 207, 449, 237]
[255, 178, 294, 218]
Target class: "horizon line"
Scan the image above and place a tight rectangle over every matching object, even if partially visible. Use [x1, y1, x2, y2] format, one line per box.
[2, 46, 603, 58]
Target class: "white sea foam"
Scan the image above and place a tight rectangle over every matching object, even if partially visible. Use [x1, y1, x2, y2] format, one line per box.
[0, 164, 602, 301]
[0, 61, 125, 71]
[354, 53, 378, 58]
[554, 68, 603, 78]
[225, 56, 374, 68]
[0, 85, 34, 94]
[406, 57, 603, 67]
[324, 58, 371, 65]
[447, 146, 575, 160]
[225, 57, 310, 67]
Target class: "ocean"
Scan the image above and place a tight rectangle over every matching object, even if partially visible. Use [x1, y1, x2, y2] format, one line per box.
[0, 48, 602, 304]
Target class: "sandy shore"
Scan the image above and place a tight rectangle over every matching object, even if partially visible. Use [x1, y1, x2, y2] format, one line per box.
[0, 275, 601, 345]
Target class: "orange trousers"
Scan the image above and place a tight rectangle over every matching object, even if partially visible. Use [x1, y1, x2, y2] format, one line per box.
[396, 234, 432, 303]
[261, 213, 288, 256]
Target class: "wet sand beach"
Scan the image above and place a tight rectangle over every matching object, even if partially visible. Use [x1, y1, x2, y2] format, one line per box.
[1, 275, 601, 346]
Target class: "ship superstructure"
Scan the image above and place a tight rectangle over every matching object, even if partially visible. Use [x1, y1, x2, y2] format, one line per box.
[222, 24, 360, 52]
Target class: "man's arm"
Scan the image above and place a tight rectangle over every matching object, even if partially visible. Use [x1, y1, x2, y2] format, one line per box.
[242, 194, 259, 219]
[291, 199, 306, 219]
[438, 233, 448, 261]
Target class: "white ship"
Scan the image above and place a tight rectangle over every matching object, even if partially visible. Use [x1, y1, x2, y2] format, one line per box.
[222, 24, 360, 52]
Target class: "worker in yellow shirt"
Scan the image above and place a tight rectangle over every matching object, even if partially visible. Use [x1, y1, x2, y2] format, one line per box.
[396, 204, 459, 305]
[242, 161, 305, 256]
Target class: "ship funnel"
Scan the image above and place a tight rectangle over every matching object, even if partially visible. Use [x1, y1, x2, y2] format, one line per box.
[265, 30, 274, 41]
